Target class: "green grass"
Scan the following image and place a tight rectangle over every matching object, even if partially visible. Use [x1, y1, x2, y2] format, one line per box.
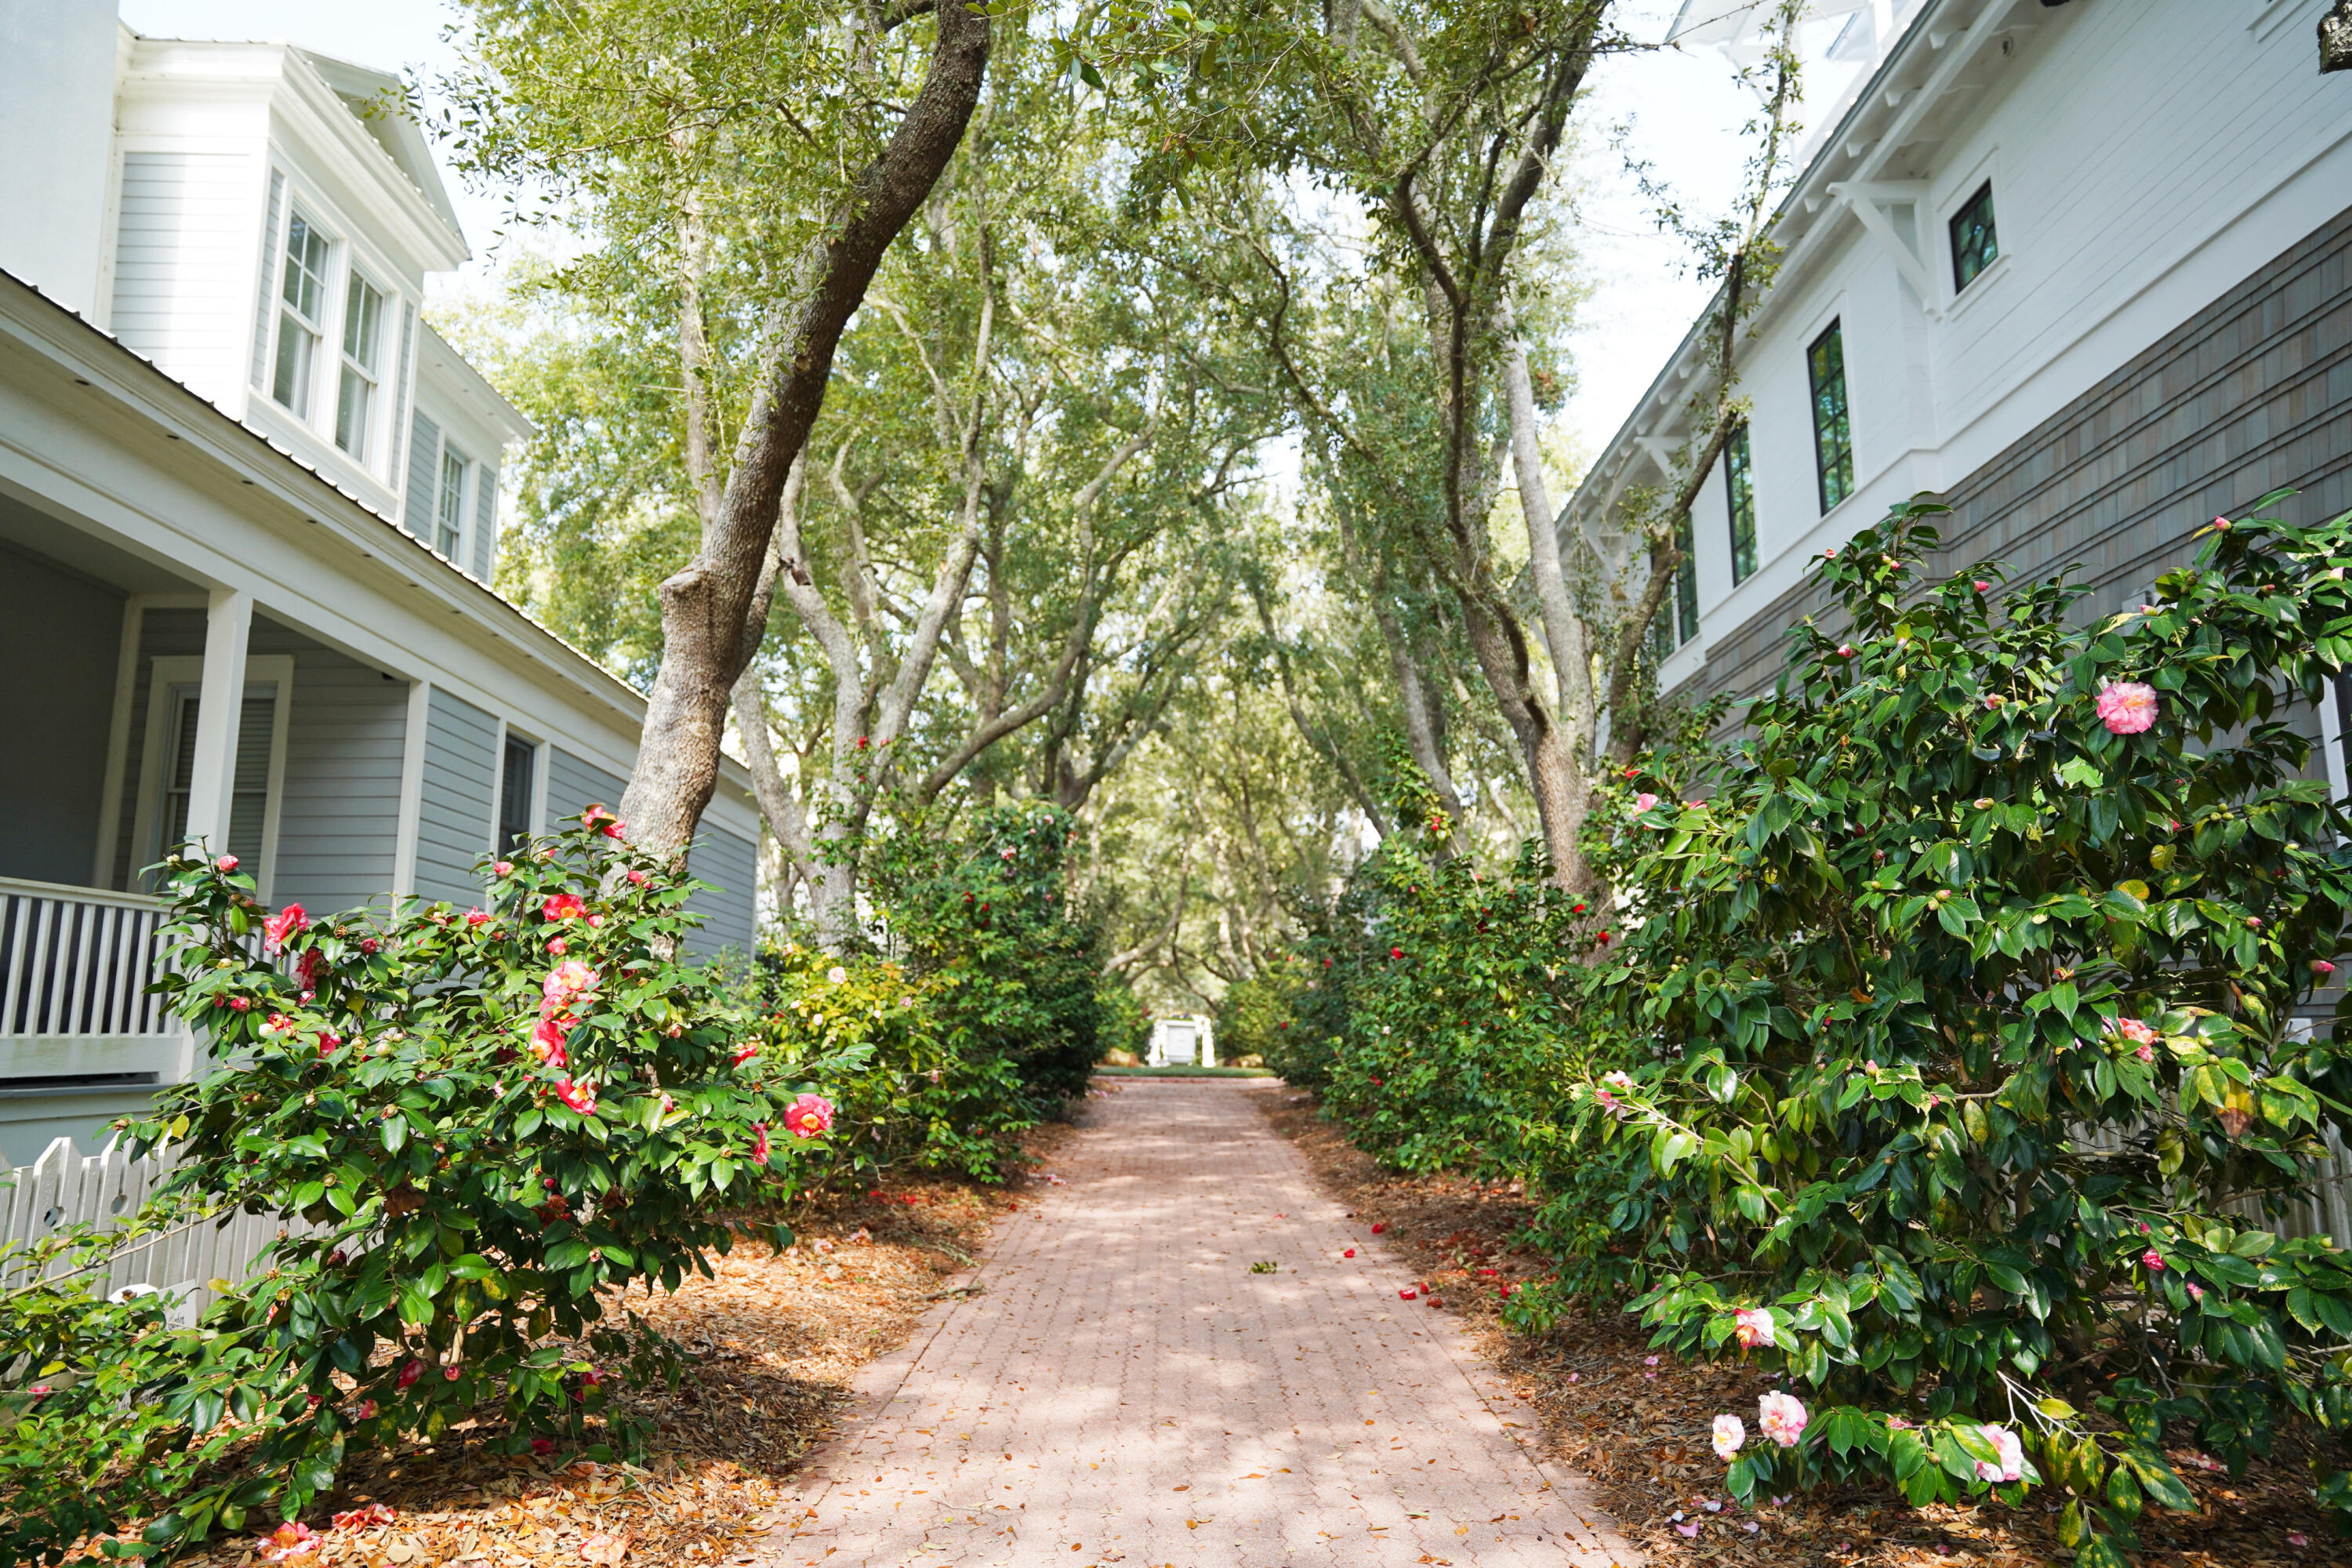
[1091, 1063, 1277, 1078]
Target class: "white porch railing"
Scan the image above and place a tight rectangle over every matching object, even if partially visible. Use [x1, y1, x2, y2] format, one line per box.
[0, 1135, 284, 1324]
[0, 876, 187, 1083]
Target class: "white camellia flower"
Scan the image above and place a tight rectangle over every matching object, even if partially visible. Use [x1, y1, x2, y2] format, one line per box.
[1711, 1414, 1746, 1460]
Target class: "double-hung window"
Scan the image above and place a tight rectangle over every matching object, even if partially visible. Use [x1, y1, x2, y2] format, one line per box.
[437, 446, 471, 559]
[271, 212, 332, 416]
[1808, 320, 1855, 514]
[1674, 513, 1699, 644]
[1726, 424, 1758, 584]
[336, 271, 386, 460]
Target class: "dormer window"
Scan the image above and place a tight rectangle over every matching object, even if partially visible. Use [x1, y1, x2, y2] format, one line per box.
[271, 211, 332, 417]
[336, 271, 385, 460]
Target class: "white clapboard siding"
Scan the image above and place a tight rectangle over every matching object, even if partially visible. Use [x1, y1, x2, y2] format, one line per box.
[0, 1136, 287, 1327]
[109, 151, 257, 406]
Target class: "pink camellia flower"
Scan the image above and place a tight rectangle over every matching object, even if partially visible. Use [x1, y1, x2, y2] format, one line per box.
[261, 902, 307, 951]
[229, 996, 252, 1012]
[586, 913, 604, 929]
[1973, 1425, 2025, 1484]
[828, 965, 849, 986]
[544, 960, 598, 1002]
[753, 1123, 771, 1163]
[546, 938, 568, 955]
[1973, 580, 1990, 593]
[397, 1359, 423, 1388]
[1734, 1306, 1777, 1348]
[543, 892, 587, 922]
[1836, 644, 1856, 658]
[495, 859, 514, 877]
[27, 1385, 51, 1401]
[1758, 1391, 1809, 1447]
[2186, 1281, 2205, 1302]
[443, 1366, 461, 1382]
[782, 1092, 835, 1139]
[358, 937, 380, 955]
[2096, 681, 2159, 735]
[554, 1077, 598, 1116]
[212, 853, 241, 873]
[1822, 548, 1838, 559]
[356, 1399, 377, 1419]
[601, 818, 626, 840]
[2142, 1249, 2165, 1272]
[532, 1016, 572, 1065]
[2116, 1018, 2157, 1047]
[1635, 792, 1661, 814]
[255, 1521, 322, 1562]
[2314, 960, 2337, 976]
[1712, 1414, 1747, 1460]
[626, 868, 648, 886]
[465, 908, 492, 928]
[318, 1031, 342, 1056]
[2136, 1043, 2154, 1062]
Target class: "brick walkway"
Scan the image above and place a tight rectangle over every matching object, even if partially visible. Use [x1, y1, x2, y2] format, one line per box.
[762, 1079, 1639, 1568]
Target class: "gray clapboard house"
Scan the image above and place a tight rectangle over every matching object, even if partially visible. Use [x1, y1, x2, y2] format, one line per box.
[0, 6, 762, 1163]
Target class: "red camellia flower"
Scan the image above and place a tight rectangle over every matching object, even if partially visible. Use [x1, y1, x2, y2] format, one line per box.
[494, 859, 514, 877]
[531, 1438, 554, 1457]
[1343, 1248, 1356, 1258]
[2316, 960, 2338, 976]
[215, 854, 239, 871]
[1399, 1287, 1418, 1301]
[318, 1031, 343, 1056]
[732, 1042, 759, 1067]
[443, 1366, 461, 1381]
[1370, 1222, 1387, 1235]
[532, 1016, 572, 1066]
[554, 1077, 598, 1116]
[2142, 1250, 2165, 1272]
[626, 868, 648, 885]
[546, 938, 567, 955]
[359, 937, 380, 955]
[782, 1093, 835, 1139]
[1388, 946, 1403, 960]
[229, 996, 251, 1012]
[397, 1359, 423, 1388]
[261, 902, 307, 952]
[1595, 931, 1611, 945]
[465, 908, 492, 927]
[543, 893, 587, 922]
[753, 1123, 771, 1163]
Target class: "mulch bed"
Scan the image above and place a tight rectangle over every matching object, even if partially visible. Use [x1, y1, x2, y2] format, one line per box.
[1258, 1090, 2347, 1567]
[164, 1121, 1077, 1568]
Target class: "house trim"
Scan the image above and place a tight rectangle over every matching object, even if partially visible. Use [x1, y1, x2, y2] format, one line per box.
[392, 677, 430, 897]
[128, 652, 296, 898]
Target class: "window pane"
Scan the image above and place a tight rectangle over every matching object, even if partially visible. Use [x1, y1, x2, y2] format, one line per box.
[1726, 425, 1758, 584]
[281, 213, 328, 323]
[343, 274, 383, 368]
[1949, 182, 1998, 292]
[1808, 321, 1854, 513]
[336, 366, 372, 456]
[438, 449, 468, 556]
[272, 315, 315, 412]
[499, 735, 536, 851]
[1675, 513, 1699, 644]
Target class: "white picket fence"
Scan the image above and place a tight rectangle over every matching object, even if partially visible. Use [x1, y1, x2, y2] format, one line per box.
[0, 1135, 285, 1325]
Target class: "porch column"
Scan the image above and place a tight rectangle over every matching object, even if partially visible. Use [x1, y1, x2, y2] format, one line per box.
[182, 586, 252, 857]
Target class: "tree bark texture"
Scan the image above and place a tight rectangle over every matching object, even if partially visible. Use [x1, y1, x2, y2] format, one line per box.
[620, 2, 990, 861]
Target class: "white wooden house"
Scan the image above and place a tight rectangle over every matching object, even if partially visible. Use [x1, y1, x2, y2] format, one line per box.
[0, 4, 764, 1164]
[1575, 0, 2352, 781]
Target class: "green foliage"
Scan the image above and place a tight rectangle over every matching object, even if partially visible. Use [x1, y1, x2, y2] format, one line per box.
[0, 816, 848, 1561]
[1567, 498, 2352, 1550]
[859, 802, 1109, 1152]
[1094, 980, 1152, 1064]
[1214, 960, 1305, 1064]
[1294, 837, 1592, 1174]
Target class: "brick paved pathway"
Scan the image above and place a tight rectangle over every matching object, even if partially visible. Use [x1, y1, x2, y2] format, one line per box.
[763, 1079, 1639, 1568]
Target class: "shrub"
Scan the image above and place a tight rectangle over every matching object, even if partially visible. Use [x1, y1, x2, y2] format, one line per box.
[1213, 960, 1305, 1065]
[1299, 840, 1590, 1175]
[1569, 498, 2352, 1559]
[0, 813, 848, 1561]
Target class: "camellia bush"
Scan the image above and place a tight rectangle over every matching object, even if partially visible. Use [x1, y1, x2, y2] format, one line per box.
[0, 811, 852, 1562]
[1294, 836, 1592, 1177]
[1565, 496, 2352, 1559]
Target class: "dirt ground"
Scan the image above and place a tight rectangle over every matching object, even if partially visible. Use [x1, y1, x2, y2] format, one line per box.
[1255, 1091, 2350, 1568]
[172, 1120, 1080, 1568]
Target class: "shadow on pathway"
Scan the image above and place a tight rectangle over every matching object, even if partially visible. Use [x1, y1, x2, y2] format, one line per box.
[762, 1078, 1639, 1567]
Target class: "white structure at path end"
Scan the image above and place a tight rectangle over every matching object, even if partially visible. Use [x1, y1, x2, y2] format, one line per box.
[1146, 1014, 1214, 1068]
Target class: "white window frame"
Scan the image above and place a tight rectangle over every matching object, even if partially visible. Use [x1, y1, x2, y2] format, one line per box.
[436, 441, 474, 561]
[129, 655, 295, 901]
[491, 720, 548, 855]
[268, 205, 337, 425]
[336, 266, 389, 466]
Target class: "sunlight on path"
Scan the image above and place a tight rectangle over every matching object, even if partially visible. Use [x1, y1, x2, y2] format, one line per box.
[761, 1080, 1639, 1567]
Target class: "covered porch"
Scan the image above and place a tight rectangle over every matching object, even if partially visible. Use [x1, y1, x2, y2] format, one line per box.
[0, 488, 413, 1161]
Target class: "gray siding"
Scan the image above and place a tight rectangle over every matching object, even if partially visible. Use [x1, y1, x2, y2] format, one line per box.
[1686, 201, 2352, 714]
[684, 826, 758, 957]
[404, 412, 440, 538]
[470, 464, 497, 580]
[0, 536, 122, 884]
[545, 747, 626, 833]
[415, 688, 497, 907]
[272, 654, 405, 911]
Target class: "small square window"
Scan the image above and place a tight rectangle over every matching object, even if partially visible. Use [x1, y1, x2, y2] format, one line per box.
[1949, 181, 1998, 293]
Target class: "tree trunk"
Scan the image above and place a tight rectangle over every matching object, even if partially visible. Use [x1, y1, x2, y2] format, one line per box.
[619, 2, 990, 860]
